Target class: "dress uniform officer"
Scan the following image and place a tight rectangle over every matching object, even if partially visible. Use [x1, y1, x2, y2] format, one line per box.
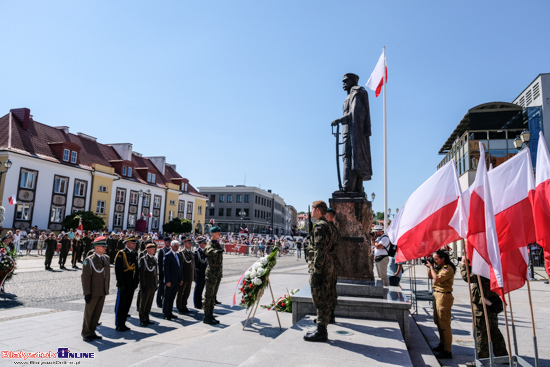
[427, 249, 456, 359]
[325, 207, 340, 324]
[203, 227, 224, 325]
[71, 233, 82, 269]
[177, 235, 195, 314]
[193, 236, 208, 309]
[138, 241, 158, 327]
[114, 237, 139, 331]
[81, 232, 93, 262]
[81, 236, 110, 342]
[460, 257, 507, 364]
[156, 237, 172, 308]
[44, 233, 57, 271]
[59, 233, 71, 269]
[304, 200, 334, 342]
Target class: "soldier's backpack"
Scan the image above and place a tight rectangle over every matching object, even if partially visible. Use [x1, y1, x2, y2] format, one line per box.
[380, 234, 398, 257]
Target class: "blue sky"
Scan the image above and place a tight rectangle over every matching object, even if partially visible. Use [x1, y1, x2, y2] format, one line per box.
[1, 1, 549, 214]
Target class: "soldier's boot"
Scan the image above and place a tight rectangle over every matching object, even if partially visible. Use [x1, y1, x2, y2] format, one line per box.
[303, 324, 328, 342]
[330, 311, 336, 324]
[203, 310, 216, 325]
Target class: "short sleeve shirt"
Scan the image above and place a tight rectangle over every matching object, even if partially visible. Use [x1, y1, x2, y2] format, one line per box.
[374, 235, 390, 256]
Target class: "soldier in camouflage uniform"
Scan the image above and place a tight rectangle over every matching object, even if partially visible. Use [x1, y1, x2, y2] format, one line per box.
[325, 207, 340, 324]
[304, 200, 334, 342]
[203, 226, 224, 325]
[460, 258, 507, 364]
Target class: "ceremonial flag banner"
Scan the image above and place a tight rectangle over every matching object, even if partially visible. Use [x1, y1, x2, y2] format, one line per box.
[366, 49, 387, 97]
[76, 218, 84, 236]
[148, 212, 152, 218]
[533, 131, 550, 251]
[387, 159, 465, 262]
[8, 195, 16, 205]
[488, 148, 534, 293]
[467, 143, 504, 297]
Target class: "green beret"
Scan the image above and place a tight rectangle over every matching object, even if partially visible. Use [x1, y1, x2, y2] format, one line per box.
[210, 226, 221, 233]
[327, 208, 336, 214]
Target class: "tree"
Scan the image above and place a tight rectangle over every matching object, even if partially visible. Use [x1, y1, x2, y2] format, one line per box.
[373, 211, 385, 222]
[163, 218, 192, 234]
[63, 211, 105, 231]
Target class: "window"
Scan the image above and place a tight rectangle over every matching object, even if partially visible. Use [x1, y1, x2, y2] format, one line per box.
[96, 200, 105, 214]
[227, 194, 233, 203]
[152, 217, 159, 229]
[74, 181, 86, 197]
[178, 201, 185, 212]
[98, 185, 108, 192]
[209, 208, 214, 216]
[15, 204, 31, 220]
[130, 191, 138, 205]
[114, 213, 123, 227]
[219, 208, 224, 216]
[147, 172, 152, 182]
[20, 170, 36, 189]
[169, 200, 175, 205]
[128, 214, 136, 227]
[187, 202, 193, 213]
[244, 194, 250, 203]
[210, 194, 216, 202]
[169, 211, 174, 221]
[63, 149, 70, 162]
[116, 188, 126, 203]
[154, 196, 161, 208]
[219, 194, 225, 203]
[50, 207, 64, 223]
[127, 167, 132, 177]
[122, 166, 127, 176]
[226, 208, 232, 216]
[244, 208, 249, 217]
[198, 206, 202, 215]
[151, 174, 156, 183]
[54, 177, 68, 194]
[70, 151, 77, 164]
[142, 194, 150, 207]
[236, 194, 242, 203]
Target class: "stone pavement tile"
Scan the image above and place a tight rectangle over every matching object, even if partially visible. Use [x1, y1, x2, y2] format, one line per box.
[0, 307, 54, 320]
[240, 316, 411, 367]
[130, 355, 238, 367]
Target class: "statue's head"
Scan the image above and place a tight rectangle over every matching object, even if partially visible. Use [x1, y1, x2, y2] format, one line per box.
[343, 73, 359, 91]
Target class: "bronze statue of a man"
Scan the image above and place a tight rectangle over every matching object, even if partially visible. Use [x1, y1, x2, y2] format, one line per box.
[331, 73, 372, 193]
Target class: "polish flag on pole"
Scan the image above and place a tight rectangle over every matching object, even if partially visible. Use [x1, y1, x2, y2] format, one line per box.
[387, 159, 465, 262]
[467, 143, 504, 297]
[532, 131, 550, 252]
[8, 195, 16, 205]
[366, 49, 387, 97]
[488, 148, 535, 293]
[76, 218, 84, 237]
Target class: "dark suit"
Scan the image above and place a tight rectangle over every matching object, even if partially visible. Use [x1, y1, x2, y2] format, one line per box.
[163, 250, 182, 317]
[194, 248, 207, 308]
[114, 248, 139, 328]
[156, 246, 171, 307]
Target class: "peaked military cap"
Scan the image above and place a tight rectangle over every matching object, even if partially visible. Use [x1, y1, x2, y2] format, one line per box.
[181, 234, 192, 242]
[146, 242, 157, 249]
[210, 226, 221, 233]
[195, 236, 207, 244]
[93, 236, 108, 246]
[123, 237, 136, 244]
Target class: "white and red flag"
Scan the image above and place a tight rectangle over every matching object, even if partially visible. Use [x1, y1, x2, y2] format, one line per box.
[76, 217, 84, 237]
[148, 212, 152, 218]
[387, 159, 465, 262]
[365, 49, 387, 97]
[488, 148, 534, 294]
[532, 131, 550, 252]
[467, 143, 504, 298]
[8, 195, 16, 205]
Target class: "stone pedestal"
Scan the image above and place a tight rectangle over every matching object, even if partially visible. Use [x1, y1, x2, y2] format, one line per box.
[329, 192, 373, 281]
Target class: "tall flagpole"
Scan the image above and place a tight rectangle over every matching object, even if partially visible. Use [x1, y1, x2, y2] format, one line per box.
[383, 46, 388, 230]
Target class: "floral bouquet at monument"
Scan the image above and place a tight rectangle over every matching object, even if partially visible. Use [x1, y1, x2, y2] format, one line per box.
[0, 241, 17, 288]
[237, 247, 279, 309]
[261, 288, 300, 313]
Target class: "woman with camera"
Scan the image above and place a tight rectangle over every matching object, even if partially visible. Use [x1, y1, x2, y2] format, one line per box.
[426, 249, 456, 359]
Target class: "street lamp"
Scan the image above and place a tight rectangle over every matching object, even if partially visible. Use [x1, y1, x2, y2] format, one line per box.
[514, 130, 531, 151]
[239, 209, 247, 232]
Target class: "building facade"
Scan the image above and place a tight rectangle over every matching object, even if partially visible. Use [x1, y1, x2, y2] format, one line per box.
[0, 108, 206, 234]
[197, 185, 291, 235]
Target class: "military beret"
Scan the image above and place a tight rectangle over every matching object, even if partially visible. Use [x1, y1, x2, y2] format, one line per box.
[210, 226, 221, 233]
[195, 236, 207, 244]
[93, 236, 108, 246]
[327, 208, 336, 214]
[123, 237, 136, 244]
[163, 236, 172, 242]
[312, 200, 328, 210]
[146, 243, 157, 249]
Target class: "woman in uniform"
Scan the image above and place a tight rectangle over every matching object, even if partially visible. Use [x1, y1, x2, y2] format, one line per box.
[426, 249, 455, 359]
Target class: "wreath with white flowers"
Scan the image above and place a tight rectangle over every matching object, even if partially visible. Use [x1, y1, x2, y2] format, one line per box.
[239, 247, 278, 309]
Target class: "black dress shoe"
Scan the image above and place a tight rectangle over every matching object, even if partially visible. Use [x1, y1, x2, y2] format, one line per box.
[215, 300, 221, 305]
[434, 350, 453, 359]
[195, 305, 203, 310]
[169, 314, 179, 319]
[179, 308, 192, 314]
[146, 321, 155, 325]
[90, 335, 102, 340]
[140, 322, 148, 327]
[98, 322, 102, 326]
[83, 336, 93, 342]
[304, 325, 328, 342]
[432, 344, 444, 352]
[116, 326, 130, 332]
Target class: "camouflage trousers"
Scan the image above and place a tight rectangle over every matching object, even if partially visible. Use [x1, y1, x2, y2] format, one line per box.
[310, 272, 332, 326]
[474, 308, 508, 358]
[203, 266, 222, 317]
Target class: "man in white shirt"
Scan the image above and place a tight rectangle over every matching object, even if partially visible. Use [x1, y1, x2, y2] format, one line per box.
[371, 225, 390, 286]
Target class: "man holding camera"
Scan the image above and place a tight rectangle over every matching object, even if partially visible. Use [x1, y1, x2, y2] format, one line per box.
[371, 225, 390, 286]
